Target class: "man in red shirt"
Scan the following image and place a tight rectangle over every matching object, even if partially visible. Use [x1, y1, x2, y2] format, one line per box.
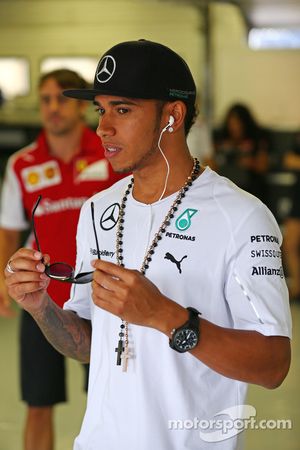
[0, 69, 124, 450]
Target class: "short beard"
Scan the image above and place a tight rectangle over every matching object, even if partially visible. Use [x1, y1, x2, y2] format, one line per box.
[115, 144, 157, 174]
[114, 101, 166, 174]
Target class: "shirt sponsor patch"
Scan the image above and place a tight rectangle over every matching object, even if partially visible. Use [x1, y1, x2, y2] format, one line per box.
[21, 161, 62, 192]
[166, 231, 196, 241]
[252, 266, 284, 278]
[34, 197, 88, 216]
[90, 248, 115, 258]
[175, 208, 198, 231]
[250, 249, 282, 258]
[75, 159, 109, 182]
[250, 235, 279, 244]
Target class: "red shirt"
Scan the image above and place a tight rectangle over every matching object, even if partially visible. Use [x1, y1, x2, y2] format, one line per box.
[0, 127, 124, 307]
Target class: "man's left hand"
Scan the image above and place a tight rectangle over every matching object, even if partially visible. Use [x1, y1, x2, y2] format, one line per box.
[91, 259, 187, 334]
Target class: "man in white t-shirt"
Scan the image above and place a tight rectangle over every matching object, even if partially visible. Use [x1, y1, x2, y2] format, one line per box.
[4, 40, 292, 450]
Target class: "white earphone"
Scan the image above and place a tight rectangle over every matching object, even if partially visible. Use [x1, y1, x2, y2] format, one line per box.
[168, 115, 175, 126]
[167, 115, 174, 133]
[162, 115, 175, 133]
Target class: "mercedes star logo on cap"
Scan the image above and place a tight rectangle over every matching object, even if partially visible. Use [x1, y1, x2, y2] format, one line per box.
[100, 203, 120, 230]
[96, 55, 116, 83]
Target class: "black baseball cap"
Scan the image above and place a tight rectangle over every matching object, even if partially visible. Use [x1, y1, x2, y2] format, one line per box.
[63, 39, 196, 106]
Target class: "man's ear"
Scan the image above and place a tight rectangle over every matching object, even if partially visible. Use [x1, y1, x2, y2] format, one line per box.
[167, 101, 187, 132]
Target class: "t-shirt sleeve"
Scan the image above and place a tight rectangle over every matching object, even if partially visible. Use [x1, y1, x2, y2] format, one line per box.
[63, 201, 93, 320]
[0, 158, 29, 230]
[225, 204, 292, 338]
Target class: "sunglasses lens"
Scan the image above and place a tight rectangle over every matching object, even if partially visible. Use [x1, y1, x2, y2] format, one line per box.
[46, 263, 74, 281]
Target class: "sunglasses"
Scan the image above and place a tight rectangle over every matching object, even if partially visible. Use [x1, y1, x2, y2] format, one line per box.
[32, 195, 100, 284]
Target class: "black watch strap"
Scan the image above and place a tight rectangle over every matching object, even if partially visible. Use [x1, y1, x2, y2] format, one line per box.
[186, 307, 201, 327]
[169, 307, 201, 352]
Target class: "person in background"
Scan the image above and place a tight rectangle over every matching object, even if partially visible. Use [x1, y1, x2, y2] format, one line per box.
[0, 69, 124, 450]
[209, 103, 270, 202]
[283, 131, 300, 300]
[4, 40, 291, 450]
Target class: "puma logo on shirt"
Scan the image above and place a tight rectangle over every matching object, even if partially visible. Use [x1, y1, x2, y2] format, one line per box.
[164, 252, 187, 274]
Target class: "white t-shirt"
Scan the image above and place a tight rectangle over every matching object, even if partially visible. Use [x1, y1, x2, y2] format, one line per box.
[64, 167, 291, 450]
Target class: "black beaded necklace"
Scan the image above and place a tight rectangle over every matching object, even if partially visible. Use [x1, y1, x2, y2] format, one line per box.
[115, 157, 200, 371]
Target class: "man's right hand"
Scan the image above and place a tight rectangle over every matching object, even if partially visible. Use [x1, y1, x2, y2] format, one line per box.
[4, 249, 50, 313]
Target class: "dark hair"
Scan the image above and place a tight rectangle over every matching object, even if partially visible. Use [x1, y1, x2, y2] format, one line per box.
[185, 102, 197, 136]
[39, 69, 89, 91]
[221, 103, 261, 139]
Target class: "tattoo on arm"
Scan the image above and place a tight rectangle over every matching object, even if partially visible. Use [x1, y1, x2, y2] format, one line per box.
[33, 296, 91, 363]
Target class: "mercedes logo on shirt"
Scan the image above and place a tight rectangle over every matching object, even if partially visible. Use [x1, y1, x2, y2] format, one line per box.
[100, 203, 120, 230]
[96, 55, 116, 83]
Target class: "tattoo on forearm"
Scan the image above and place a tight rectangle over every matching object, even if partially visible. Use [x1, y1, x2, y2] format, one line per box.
[33, 297, 91, 363]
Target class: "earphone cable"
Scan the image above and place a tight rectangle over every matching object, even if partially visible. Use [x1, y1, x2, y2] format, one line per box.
[157, 128, 170, 201]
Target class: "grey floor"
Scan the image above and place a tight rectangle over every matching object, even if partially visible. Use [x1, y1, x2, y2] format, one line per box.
[0, 304, 299, 450]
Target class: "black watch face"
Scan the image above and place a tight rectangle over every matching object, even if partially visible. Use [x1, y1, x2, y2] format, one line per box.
[174, 328, 198, 352]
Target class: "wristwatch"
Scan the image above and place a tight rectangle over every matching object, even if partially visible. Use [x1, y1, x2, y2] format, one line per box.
[169, 307, 201, 353]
